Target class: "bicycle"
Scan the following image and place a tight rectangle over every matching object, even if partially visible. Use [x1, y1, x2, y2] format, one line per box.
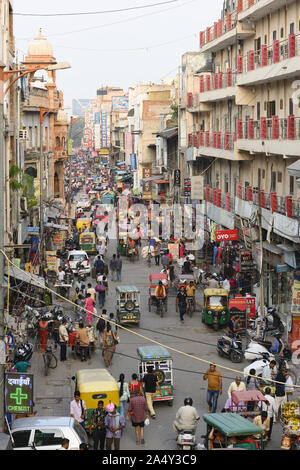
[156, 298, 167, 318]
[43, 345, 58, 376]
[187, 297, 196, 317]
[147, 252, 152, 267]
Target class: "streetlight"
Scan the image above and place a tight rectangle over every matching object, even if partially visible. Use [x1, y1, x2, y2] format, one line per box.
[0, 60, 70, 432]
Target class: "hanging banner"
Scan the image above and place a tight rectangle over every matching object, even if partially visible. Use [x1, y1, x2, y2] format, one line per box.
[67, 139, 73, 156]
[292, 280, 300, 314]
[215, 229, 239, 242]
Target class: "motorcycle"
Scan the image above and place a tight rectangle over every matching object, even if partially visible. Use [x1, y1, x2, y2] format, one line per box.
[76, 261, 86, 282]
[176, 430, 197, 451]
[265, 307, 285, 333]
[64, 265, 74, 285]
[217, 334, 244, 363]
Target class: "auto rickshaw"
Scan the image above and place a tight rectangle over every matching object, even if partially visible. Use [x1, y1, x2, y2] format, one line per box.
[88, 191, 98, 204]
[76, 218, 92, 232]
[137, 345, 173, 406]
[118, 233, 128, 256]
[203, 413, 264, 450]
[101, 191, 115, 206]
[72, 369, 120, 431]
[79, 232, 97, 255]
[148, 274, 168, 315]
[202, 288, 229, 331]
[116, 286, 140, 325]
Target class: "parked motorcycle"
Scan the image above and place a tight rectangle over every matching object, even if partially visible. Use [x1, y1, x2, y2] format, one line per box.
[14, 342, 34, 363]
[265, 307, 285, 333]
[217, 334, 244, 363]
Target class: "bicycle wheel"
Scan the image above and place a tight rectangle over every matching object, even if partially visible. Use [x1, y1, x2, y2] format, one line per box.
[43, 354, 49, 376]
[48, 352, 58, 369]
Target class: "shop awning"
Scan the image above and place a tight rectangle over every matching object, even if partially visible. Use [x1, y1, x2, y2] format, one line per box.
[4, 266, 45, 288]
[262, 241, 283, 255]
[44, 223, 69, 231]
[287, 159, 300, 178]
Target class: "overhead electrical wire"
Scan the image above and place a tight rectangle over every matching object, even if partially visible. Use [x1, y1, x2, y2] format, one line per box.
[1, 249, 297, 389]
[14, 1, 180, 17]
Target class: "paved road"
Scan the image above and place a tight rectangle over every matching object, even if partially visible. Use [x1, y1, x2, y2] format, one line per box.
[29, 202, 287, 451]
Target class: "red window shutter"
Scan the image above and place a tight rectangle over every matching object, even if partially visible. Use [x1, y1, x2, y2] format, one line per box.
[205, 131, 210, 147]
[288, 115, 295, 139]
[188, 133, 193, 147]
[218, 72, 223, 89]
[217, 189, 222, 208]
[286, 196, 293, 218]
[248, 50, 254, 71]
[225, 193, 231, 212]
[270, 192, 277, 213]
[273, 40, 280, 63]
[213, 188, 217, 206]
[200, 31, 205, 47]
[187, 92, 193, 107]
[289, 34, 296, 58]
[261, 44, 268, 67]
[214, 22, 218, 39]
[227, 69, 232, 87]
[218, 19, 223, 37]
[224, 132, 230, 150]
[227, 13, 232, 31]
[237, 0, 243, 13]
[246, 186, 253, 201]
[198, 131, 203, 147]
[272, 116, 279, 139]
[213, 73, 218, 90]
[237, 119, 243, 139]
[213, 131, 217, 148]
[206, 27, 211, 43]
[205, 185, 210, 202]
[237, 54, 243, 73]
[193, 133, 198, 148]
[248, 119, 254, 139]
[216, 132, 221, 149]
[206, 75, 210, 91]
[200, 76, 204, 93]
[260, 117, 267, 139]
[236, 183, 242, 199]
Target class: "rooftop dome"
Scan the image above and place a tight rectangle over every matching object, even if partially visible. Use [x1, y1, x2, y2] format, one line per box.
[56, 109, 68, 122]
[28, 29, 54, 57]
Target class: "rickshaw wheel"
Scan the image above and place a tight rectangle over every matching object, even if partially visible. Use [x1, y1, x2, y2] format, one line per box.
[212, 323, 218, 331]
[168, 400, 173, 406]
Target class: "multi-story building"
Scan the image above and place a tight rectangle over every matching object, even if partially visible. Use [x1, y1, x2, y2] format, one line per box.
[181, 0, 300, 313]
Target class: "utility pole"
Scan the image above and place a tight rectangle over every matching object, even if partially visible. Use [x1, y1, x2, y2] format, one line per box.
[256, 199, 264, 339]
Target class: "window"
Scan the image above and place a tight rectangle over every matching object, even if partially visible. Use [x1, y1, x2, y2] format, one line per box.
[258, 168, 261, 188]
[257, 102, 261, 120]
[280, 99, 283, 110]
[289, 98, 294, 116]
[280, 27, 284, 38]
[290, 23, 295, 34]
[33, 429, 63, 447]
[262, 169, 265, 179]
[12, 430, 31, 448]
[290, 175, 295, 195]
[271, 171, 276, 192]
[264, 35, 267, 44]
[277, 172, 282, 183]
[267, 101, 276, 118]
[273, 31, 277, 41]
[255, 37, 261, 51]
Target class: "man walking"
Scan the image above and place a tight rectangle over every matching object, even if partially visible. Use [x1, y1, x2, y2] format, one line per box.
[142, 366, 161, 419]
[90, 400, 107, 450]
[127, 390, 149, 445]
[59, 319, 69, 362]
[70, 391, 87, 431]
[109, 254, 118, 282]
[116, 254, 123, 282]
[203, 363, 222, 413]
[94, 256, 104, 276]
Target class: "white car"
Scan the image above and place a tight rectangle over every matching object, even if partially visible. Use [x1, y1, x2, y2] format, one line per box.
[11, 417, 88, 450]
[76, 198, 91, 211]
[67, 250, 91, 275]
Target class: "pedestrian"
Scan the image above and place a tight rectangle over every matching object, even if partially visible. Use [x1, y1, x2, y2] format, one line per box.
[70, 391, 87, 431]
[59, 438, 70, 450]
[142, 366, 161, 419]
[110, 254, 118, 281]
[116, 254, 123, 282]
[176, 286, 188, 324]
[72, 287, 80, 306]
[153, 242, 161, 266]
[90, 400, 107, 450]
[52, 314, 60, 351]
[84, 293, 95, 326]
[274, 368, 287, 420]
[14, 361, 31, 373]
[96, 309, 108, 348]
[59, 319, 69, 362]
[129, 373, 143, 397]
[76, 322, 89, 362]
[253, 411, 270, 440]
[97, 240, 106, 258]
[203, 363, 222, 413]
[127, 389, 149, 445]
[94, 255, 104, 276]
[95, 277, 106, 308]
[260, 387, 276, 440]
[103, 323, 118, 368]
[87, 283, 96, 301]
[245, 368, 260, 411]
[118, 373, 130, 422]
[38, 317, 49, 352]
[285, 371, 295, 401]
[161, 252, 170, 268]
[75, 294, 85, 322]
[105, 404, 125, 450]
[227, 376, 246, 398]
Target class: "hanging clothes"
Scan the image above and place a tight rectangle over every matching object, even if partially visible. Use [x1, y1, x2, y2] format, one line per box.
[213, 245, 218, 266]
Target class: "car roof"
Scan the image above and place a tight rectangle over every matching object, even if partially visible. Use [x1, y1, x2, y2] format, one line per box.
[11, 417, 74, 430]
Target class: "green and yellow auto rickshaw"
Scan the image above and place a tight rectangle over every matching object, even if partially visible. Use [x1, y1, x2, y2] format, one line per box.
[79, 232, 97, 255]
[116, 286, 141, 325]
[202, 288, 229, 331]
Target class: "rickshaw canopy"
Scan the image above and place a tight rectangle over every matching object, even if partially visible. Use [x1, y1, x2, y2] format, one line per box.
[204, 288, 228, 297]
[76, 369, 119, 395]
[137, 345, 172, 361]
[116, 286, 140, 294]
[203, 413, 264, 437]
[149, 274, 168, 283]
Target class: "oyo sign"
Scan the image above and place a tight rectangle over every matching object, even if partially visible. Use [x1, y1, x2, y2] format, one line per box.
[215, 229, 239, 241]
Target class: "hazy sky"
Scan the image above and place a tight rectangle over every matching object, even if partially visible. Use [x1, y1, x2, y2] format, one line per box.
[14, 0, 222, 110]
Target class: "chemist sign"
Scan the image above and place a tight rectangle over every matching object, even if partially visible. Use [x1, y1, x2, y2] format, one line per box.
[5, 373, 34, 415]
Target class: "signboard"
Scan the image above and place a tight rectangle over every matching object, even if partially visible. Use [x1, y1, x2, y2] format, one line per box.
[5, 373, 34, 415]
[52, 233, 64, 248]
[67, 138, 73, 156]
[292, 280, 300, 314]
[112, 96, 129, 112]
[168, 243, 179, 260]
[174, 169, 181, 187]
[142, 168, 152, 200]
[294, 267, 300, 281]
[130, 154, 137, 171]
[191, 175, 204, 200]
[215, 229, 239, 242]
[46, 251, 57, 271]
[276, 264, 290, 274]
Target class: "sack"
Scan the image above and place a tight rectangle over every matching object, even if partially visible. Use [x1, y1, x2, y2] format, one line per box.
[96, 283, 105, 293]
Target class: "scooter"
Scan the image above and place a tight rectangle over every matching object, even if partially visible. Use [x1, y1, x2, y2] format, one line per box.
[14, 342, 34, 363]
[176, 430, 197, 450]
[265, 307, 285, 333]
[244, 340, 275, 362]
[217, 334, 244, 363]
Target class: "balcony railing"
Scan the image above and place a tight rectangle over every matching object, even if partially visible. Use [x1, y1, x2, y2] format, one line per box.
[200, 11, 237, 47]
[237, 116, 300, 141]
[237, 34, 300, 74]
[200, 70, 237, 93]
[205, 183, 300, 219]
[188, 131, 235, 151]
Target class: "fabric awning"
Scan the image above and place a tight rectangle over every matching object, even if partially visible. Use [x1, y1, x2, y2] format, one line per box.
[4, 266, 45, 288]
[287, 159, 300, 178]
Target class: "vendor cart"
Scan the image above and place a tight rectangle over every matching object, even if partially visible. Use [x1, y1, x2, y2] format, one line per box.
[280, 401, 300, 450]
[225, 390, 268, 418]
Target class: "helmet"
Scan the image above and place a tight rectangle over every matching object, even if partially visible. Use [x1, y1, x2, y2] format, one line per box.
[184, 397, 193, 406]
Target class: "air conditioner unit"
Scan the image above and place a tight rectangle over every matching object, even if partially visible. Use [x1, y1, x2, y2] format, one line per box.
[19, 129, 28, 140]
